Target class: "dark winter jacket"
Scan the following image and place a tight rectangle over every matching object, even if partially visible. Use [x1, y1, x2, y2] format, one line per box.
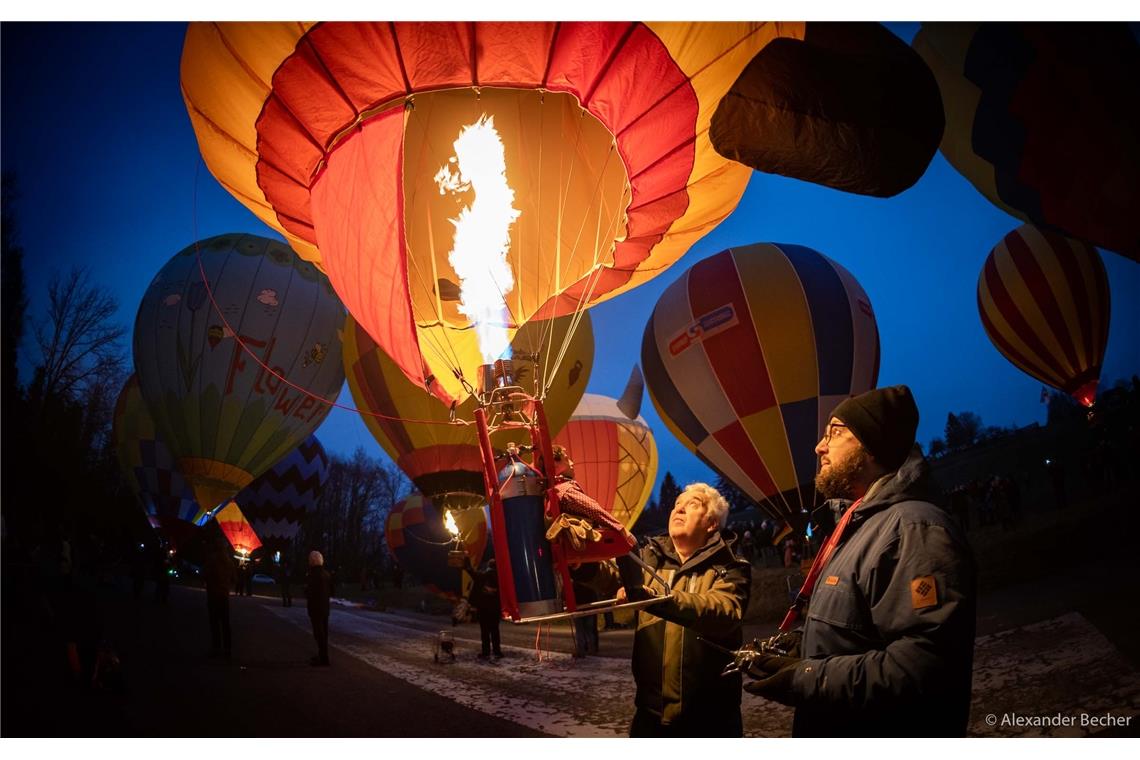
[203, 546, 235, 597]
[306, 565, 332, 619]
[589, 530, 751, 735]
[464, 558, 501, 621]
[789, 448, 976, 737]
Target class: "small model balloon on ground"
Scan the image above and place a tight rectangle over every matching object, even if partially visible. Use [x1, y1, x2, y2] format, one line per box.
[234, 435, 330, 555]
[642, 243, 880, 521]
[977, 223, 1110, 407]
[132, 233, 346, 516]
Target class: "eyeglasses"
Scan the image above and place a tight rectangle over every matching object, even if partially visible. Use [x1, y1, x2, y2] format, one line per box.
[822, 422, 849, 444]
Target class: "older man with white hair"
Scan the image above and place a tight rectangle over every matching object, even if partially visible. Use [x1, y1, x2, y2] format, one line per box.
[579, 482, 751, 736]
[306, 550, 333, 666]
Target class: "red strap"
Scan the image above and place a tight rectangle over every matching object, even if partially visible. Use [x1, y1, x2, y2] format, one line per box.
[779, 498, 862, 631]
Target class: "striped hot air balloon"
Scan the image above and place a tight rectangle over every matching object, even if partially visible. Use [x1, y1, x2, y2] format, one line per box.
[977, 224, 1110, 407]
[344, 312, 593, 498]
[111, 374, 200, 549]
[385, 492, 489, 601]
[553, 394, 658, 531]
[234, 435, 330, 552]
[642, 243, 880, 520]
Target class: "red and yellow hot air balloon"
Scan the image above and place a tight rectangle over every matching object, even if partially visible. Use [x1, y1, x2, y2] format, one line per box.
[181, 22, 808, 406]
[214, 501, 263, 557]
[642, 243, 880, 520]
[344, 312, 593, 499]
[977, 223, 1110, 407]
[553, 393, 658, 531]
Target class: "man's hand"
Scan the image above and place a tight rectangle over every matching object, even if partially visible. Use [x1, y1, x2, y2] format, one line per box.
[617, 585, 654, 603]
[741, 653, 802, 705]
[759, 630, 802, 658]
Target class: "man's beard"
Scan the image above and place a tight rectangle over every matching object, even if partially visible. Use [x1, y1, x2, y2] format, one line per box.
[815, 446, 870, 500]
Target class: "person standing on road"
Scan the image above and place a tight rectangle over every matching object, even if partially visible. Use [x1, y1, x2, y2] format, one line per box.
[306, 550, 332, 666]
[740, 385, 976, 737]
[463, 556, 503, 659]
[203, 534, 236, 658]
[278, 556, 293, 607]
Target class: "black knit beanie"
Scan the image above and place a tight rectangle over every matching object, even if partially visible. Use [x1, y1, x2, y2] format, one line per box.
[831, 385, 919, 471]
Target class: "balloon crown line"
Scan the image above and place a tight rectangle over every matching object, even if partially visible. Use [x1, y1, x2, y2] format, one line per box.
[191, 158, 464, 429]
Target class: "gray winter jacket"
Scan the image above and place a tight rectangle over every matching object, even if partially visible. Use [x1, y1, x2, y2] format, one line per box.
[789, 448, 976, 737]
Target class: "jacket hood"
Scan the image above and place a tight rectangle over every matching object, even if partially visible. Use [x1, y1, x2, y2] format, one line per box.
[856, 445, 944, 518]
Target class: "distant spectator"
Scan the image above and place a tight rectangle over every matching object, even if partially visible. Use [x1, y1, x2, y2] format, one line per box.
[306, 550, 332, 666]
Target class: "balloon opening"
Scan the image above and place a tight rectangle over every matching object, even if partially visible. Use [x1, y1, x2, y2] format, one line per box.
[1072, 379, 1098, 408]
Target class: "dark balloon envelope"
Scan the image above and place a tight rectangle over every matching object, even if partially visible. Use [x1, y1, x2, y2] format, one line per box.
[385, 493, 489, 601]
[977, 223, 1110, 407]
[710, 22, 945, 197]
[642, 243, 880, 520]
[914, 22, 1140, 260]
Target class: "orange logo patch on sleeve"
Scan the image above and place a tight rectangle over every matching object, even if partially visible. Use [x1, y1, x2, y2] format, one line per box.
[824, 575, 840, 586]
[910, 575, 939, 609]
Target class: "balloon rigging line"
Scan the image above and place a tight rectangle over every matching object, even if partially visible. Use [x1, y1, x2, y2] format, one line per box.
[191, 157, 461, 429]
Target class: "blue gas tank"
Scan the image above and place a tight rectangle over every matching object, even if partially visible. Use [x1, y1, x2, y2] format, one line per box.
[498, 459, 558, 617]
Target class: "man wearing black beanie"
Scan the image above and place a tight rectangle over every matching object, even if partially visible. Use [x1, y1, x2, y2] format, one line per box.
[740, 385, 977, 737]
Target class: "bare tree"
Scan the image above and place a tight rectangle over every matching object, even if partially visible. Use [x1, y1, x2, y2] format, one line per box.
[30, 266, 127, 406]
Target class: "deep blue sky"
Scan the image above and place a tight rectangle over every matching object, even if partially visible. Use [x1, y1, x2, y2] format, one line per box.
[4, 21, 1139, 499]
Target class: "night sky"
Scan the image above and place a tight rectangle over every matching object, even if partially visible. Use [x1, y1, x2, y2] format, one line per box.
[4, 21, 1139, 499]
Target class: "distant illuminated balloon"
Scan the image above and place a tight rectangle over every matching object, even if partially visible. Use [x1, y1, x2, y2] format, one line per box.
[554, 394, 658, 531]
[182, 21, 806, 404]
[132, 233, 346, 514]
[111, 374, 200, 548]
[344, 312, 593, 498]
[214, 501, 262, 556]
[914, 22, 1140, 260]
[385, 492, 489, 601]
[642, 243, 879, 517]
[235, 435, 330, 551]
[977, 224, 1110, 407]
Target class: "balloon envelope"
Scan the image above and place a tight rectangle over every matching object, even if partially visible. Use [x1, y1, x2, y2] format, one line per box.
[132, 233, 346, 513]
[553, 393, 658, 531]
[642, 243, 880, 517]
[215, 501, 263, 555]
[182, 21, 807, 403]
[234, 435, 330, 550]
[914, 22, 1140, 260]
[977, 223, 1110, 407]
[112, 374, 200, 548]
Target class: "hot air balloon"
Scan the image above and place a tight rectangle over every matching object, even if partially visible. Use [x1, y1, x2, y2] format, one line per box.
[133, 233, 346, 515]
[181, 22, 809, 406]
[642, 243, 880, 521]
[214, 501, 263, 557]
[711, 22, 944, 197]
[111, 374, 200, 549]
[385, 492, 489, 601]
[977, 223, 1110, 407]
[553, 393, 658, 531]
[913, 22, 1140, 260]
[234, 435, 330, 553]
[344, 312, 593, 498]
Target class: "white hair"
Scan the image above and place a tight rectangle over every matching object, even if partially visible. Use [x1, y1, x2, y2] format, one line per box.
[308, 550, 324, 567]
[680, 483, 729, 529]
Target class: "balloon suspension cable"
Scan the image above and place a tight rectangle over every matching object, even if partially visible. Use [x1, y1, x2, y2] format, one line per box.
[191, 157, 460, 428]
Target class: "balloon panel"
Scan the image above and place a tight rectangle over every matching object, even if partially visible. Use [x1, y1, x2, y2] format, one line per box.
[236, 435, 330, 544]
[215, 501, 263, 555]
[132, 233, 346, 511]
[977, 223, 1110, 406]
[642, 243, 879, 514]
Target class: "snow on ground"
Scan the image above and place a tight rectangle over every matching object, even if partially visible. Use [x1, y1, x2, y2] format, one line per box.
[268, 604, 1138, 737]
